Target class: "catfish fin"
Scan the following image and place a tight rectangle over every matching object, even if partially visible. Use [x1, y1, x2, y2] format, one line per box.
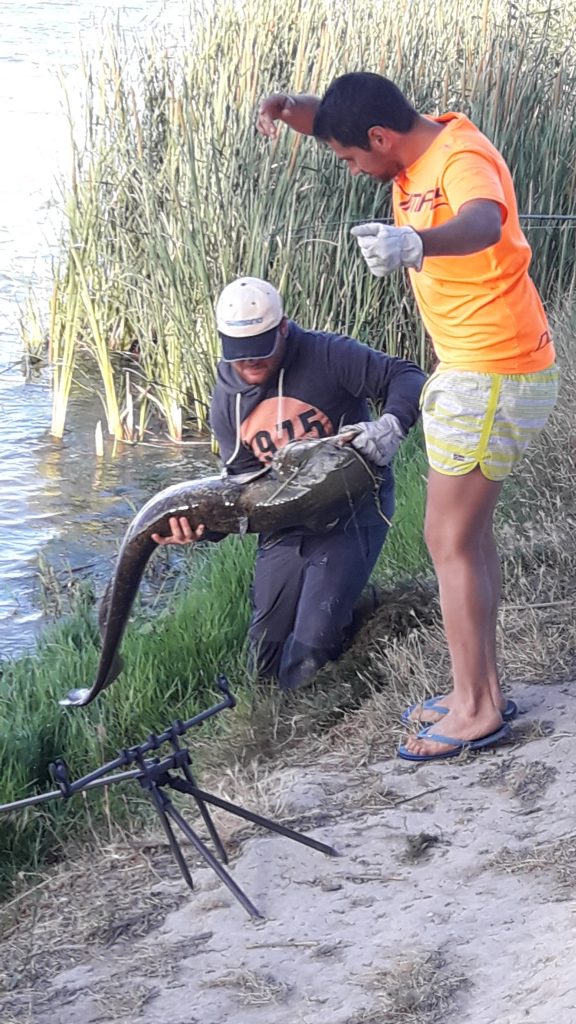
[58, 654, 124, 708]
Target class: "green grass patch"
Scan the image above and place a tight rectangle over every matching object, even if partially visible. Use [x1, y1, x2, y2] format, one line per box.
[0, 536, 253, 896]
[378, 428, 430, 583]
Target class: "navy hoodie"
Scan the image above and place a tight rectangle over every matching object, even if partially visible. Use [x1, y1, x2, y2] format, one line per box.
[210, 321, 426, 533]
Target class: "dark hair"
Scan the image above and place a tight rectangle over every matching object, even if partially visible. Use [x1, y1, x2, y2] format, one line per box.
[313, 72, 417, 149]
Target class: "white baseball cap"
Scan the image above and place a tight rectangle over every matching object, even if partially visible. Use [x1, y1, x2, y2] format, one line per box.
[216, 277, 284, 361]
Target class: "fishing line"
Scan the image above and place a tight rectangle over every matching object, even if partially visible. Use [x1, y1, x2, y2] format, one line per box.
[266, 213, 576, 242]
[345, 444, 392, 528]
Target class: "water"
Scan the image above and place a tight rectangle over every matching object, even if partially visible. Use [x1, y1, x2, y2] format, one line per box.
[0, 1, 213, 658]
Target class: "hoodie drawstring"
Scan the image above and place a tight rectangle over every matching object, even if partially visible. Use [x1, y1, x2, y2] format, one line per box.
[225, 391, 243, 467]
[276, 367, 285, 441]
[226, 367, 286, 465]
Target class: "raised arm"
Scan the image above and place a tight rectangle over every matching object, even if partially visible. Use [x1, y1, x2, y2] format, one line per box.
[256, 92, 321, 139]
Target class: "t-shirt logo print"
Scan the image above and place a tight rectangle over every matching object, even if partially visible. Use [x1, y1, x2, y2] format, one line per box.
[398, 186, 448, 214]
[241, 397, 333, 463]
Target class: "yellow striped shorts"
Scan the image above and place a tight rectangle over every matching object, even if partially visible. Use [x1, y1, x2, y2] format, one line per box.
[421, 365, 559, 480]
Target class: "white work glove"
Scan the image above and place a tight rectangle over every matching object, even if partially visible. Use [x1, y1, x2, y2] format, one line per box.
[350, 223, 423, 276]
[342, 413, 405, 466]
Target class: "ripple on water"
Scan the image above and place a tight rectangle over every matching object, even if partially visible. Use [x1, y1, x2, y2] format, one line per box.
[0, 372, 215, 657]
[1, 2, 194, 657]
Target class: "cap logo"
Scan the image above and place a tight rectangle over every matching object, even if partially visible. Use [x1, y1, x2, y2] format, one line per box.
[224, 315, 265, 327]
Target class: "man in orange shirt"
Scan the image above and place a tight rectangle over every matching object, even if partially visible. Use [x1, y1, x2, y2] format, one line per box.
[257, 72, 558, 762]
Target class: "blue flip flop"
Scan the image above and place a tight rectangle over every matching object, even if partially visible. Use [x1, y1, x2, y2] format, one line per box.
[397, 722, 511, 762]
[401, 697, 518, 724]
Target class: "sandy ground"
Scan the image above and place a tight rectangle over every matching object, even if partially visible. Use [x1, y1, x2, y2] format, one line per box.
[2, 679, 576, 1024]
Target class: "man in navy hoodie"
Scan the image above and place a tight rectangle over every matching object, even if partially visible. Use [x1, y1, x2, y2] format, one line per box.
[153, 277, 425, 690]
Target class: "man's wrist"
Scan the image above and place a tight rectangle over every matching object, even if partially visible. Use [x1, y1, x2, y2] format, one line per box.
[285, 94, 320, 135]
[378, 412, 404, 437]
[277, 92, 292, 117]
[401, 228, 424, 272]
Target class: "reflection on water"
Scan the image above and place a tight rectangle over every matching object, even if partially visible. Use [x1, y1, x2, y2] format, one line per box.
[0, 365, 215, 657]
[0, 1, 175, 353]
[0, 1, 200, 656]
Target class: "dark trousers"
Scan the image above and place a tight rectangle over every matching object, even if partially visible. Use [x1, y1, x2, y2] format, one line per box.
[248, 513, 390, 691]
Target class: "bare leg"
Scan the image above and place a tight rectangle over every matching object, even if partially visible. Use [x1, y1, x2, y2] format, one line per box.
[407, 512, 504, 723]
[402, 467, 504, 756]
[482, 523, 503, 704]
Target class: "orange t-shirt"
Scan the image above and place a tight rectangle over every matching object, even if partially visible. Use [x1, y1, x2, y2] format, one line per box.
[393, 113, 555, 373]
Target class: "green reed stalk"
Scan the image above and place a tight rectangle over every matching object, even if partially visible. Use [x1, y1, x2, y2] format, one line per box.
[69, 246, 123, 439]
[50, 271, 79, 439]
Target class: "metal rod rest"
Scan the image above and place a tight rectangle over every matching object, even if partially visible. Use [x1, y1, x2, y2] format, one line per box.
[0, 676, 336, 919]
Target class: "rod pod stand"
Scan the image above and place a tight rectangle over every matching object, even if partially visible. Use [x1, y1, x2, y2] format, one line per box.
[1, 676, 338, 919]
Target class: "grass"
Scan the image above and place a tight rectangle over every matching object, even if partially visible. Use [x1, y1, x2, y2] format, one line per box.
[377, 428, 430, 583]
[0, 831, 186, 1013]
[204, 969, 290, 1006]
[0, 535, 255, 896]
[0, 433, 432, 897]
[30, 0, 576, 442]
[478, 757, 558, 806]
[348, 950, 471, 1024]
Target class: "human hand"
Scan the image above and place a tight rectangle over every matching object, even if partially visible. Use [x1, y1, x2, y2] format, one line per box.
[350, 223, 423, 276]
[256, 93, 296, 138]
[339, 414, 405, 466]
[152, 518, 205, 546]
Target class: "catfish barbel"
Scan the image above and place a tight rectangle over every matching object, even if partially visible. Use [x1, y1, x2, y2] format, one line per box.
[59, 438, 377, 708]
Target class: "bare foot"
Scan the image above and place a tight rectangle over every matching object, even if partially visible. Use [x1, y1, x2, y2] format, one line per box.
[401, 706, 504, 758]
[407, 689, 508, 724]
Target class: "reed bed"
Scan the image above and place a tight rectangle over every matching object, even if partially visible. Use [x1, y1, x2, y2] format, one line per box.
[40, 0, 576, 441]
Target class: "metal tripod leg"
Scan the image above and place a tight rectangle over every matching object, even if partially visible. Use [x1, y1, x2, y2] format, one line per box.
[161, 796, 263, 919]
[168, 777, 339, 857]
[145, 782, 195, 891]
[179, 762, 229, 864]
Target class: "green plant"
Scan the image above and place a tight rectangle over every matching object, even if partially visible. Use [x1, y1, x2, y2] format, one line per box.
[38, 0, 576, 440]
